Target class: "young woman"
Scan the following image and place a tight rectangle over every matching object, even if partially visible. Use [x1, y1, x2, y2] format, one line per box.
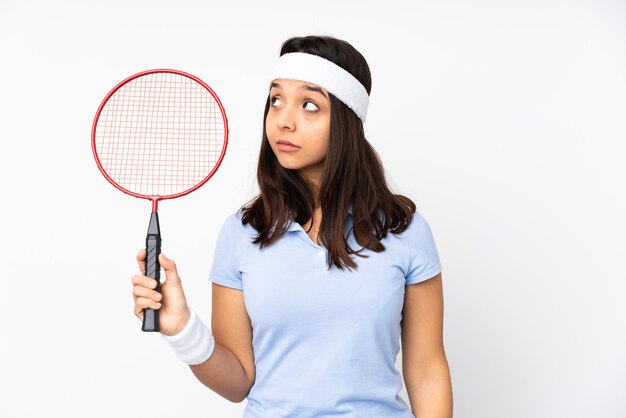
[131, 35, 453, 418]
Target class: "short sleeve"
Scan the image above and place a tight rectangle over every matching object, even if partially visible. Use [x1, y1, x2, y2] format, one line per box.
[405, 212, 443, 285]
[208, 213, 243, 290]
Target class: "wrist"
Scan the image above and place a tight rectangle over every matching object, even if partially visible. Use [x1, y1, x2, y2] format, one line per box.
[167, 308, 192, 337]
[161, 307, 215, 365]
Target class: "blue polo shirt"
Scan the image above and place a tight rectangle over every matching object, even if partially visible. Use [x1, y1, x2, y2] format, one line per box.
[208, 206, 442, 418]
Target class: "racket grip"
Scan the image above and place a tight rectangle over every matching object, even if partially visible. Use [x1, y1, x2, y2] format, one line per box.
[142, 212, 161, 332]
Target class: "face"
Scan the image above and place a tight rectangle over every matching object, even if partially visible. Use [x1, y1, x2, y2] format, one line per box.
[265, 78, 331, 187]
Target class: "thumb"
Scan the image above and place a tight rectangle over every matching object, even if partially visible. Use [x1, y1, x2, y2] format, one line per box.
[159, 253, 182, 285]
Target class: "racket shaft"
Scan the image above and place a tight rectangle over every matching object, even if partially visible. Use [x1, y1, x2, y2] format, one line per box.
[142, 212, 161, 332]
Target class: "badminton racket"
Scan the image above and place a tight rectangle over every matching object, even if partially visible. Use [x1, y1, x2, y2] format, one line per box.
[91, 69, 228, 332]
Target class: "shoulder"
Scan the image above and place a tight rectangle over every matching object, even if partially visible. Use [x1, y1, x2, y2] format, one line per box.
[394, 209, 431, 239]
[404, 210, 438, 248]
[220, 209, 256, 241]
[223, 210, 243, 228]
[402, 209, 442, 284]
[408, 210, 431, 232]
[220, 209, 245, 229]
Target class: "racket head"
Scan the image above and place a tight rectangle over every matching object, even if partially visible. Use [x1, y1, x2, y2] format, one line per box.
[91, 69, 228, 206]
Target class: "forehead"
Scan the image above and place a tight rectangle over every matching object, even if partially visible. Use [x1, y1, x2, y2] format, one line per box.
[270, 79, 328, 98]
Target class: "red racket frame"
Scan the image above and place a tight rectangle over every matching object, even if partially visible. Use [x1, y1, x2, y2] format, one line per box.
[91, 68, 229, 212]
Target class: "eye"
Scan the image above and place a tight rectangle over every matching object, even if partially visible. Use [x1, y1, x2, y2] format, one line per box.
[304, 101, 319, 112]
[269, 96, 319, 112]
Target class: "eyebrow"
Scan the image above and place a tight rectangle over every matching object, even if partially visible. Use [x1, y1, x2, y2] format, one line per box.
[270, 82, 328, 99]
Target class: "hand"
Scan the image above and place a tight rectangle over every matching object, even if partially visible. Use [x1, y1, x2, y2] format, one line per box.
[131, 250, 191, 336]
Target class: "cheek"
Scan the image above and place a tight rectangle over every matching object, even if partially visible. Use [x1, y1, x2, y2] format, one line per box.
[312, 124, 330, 150]
[307, 133, 329, 157]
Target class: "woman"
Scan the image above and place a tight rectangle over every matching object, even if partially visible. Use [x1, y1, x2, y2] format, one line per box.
[131, 35, 453, 418]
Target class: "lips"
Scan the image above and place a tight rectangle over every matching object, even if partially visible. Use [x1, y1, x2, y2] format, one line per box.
[277, 139, 300, 148]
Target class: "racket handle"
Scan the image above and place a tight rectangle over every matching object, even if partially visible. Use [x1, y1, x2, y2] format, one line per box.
[142, 212, 161, 332]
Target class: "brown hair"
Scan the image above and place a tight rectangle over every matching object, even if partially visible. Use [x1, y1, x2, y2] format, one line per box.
[240, 35, 417, 271]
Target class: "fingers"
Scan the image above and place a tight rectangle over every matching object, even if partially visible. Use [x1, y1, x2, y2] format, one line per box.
[158, 253, 182, 287]
[136, 249, 146, 274]
[132, 273, 162, 319]
[132, 253, 185, 323]
[132, 280, 162, 302]
[134, 297, 161, 318]
[131, 273, 158, 289]
[137, 251, 182, 287]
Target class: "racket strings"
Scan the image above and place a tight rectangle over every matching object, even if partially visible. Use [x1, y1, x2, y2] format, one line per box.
[94, 72, 226, 197]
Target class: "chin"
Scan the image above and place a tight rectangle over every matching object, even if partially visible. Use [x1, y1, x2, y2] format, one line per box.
[273, 152, 302, 168]
[277, 160, 304, 170]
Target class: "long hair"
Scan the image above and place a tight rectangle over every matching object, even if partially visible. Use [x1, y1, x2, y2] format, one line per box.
[240, 35, 417, 271]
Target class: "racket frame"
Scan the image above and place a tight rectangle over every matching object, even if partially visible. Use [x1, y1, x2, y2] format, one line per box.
[91, 68, 229, 212]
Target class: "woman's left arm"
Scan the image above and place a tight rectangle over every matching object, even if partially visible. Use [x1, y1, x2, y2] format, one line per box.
[401, 272, 453, 418]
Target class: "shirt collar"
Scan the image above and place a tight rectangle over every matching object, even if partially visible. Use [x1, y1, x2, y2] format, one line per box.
[286, 203, 353, 232]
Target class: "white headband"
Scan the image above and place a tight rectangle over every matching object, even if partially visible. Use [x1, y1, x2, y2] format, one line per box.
[269, 52, 369, 123]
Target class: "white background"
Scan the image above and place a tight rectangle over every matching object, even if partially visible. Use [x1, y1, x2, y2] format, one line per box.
[0, 0, 624, 417]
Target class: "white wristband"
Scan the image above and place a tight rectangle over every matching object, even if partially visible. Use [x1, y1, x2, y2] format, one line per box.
[161, 307, 216, 365]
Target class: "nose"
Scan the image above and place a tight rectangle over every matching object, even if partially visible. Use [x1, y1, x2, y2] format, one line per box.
[275, 103, 296, 131]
